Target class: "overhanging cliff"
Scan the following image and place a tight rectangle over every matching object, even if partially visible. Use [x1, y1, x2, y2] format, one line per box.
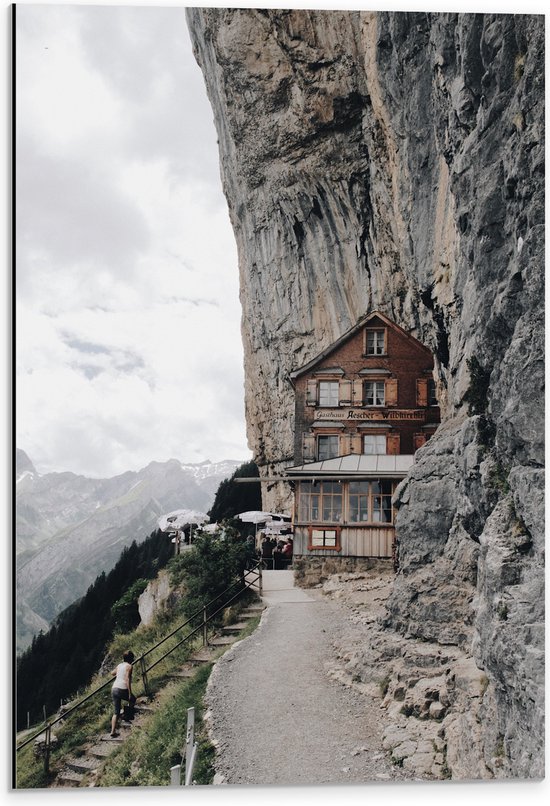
[187, 8, 544, 778]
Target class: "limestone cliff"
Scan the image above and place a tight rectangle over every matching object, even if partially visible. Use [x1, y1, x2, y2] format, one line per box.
[187, 8, 544, 778]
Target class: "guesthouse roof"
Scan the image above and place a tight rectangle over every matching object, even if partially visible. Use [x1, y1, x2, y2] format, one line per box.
[288, 310, 432, 384]
[285, 453, 415, 478]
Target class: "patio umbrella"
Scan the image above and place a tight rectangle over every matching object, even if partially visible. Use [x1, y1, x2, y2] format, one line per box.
[236, 510, 274, 540]
[236, 511, 273, 524]
[158, 509, 208, 551]
[158, 509, 208, 532]
[264, 520, 290, 534]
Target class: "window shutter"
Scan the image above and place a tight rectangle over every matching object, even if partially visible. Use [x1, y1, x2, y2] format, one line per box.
[416, 379, 428, 407]
[339, 379, 352, 405]
[306, 379, 318, 406]
[385, 379, 398, 407]
[414, 433, 427, 452]
[302, 432, 316, 461]
[386, 433, 400, 455]
[352, 379, 364, 406]
[351, 433, 362, 454]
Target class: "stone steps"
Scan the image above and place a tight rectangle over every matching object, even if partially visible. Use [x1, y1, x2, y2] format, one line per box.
[57, 769, 85, 786]
[50, 599, 265, 788]
[189, 648, 217, 664]
[241, 607, 264, 618]
[99, 733, 124, 743]
[221, 622, 249, 632]
[169, 668, 196, 679]
[66, 756, 100, 774]
[208, 636, 236, 646]
[89, 743, 118, 759]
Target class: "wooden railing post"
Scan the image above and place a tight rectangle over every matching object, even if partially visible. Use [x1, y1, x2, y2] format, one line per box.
[140, 657, 150, 699]
[43, 723, 51, 775]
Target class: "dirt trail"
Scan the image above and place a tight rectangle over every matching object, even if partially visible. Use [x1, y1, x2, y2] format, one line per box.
[205, 572, 412, 786]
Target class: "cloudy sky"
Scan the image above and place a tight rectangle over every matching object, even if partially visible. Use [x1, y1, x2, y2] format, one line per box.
[16, 3, 251, 477]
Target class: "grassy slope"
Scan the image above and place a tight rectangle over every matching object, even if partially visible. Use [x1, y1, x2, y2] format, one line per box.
[16, 603, 261, 789]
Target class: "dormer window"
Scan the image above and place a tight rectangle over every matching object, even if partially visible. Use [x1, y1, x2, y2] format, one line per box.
[318, 381, 339, 407]
[365, 328, 386, 355]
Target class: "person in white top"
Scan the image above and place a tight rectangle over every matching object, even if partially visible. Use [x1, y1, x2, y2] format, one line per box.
[110, 650, 135, 737]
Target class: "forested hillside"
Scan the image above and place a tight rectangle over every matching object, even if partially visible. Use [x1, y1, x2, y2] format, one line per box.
[16, 529, 174, 730]
[207, 460, 261, 525]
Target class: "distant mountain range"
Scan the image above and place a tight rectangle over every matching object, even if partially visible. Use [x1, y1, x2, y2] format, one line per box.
[15, 449, 245, 654]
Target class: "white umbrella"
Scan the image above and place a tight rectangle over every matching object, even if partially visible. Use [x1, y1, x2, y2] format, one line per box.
[158, 509, 209, 551]
[158, 509, 208, 532]
[236, 511, 274, 524]
[264, 520, 290, 534]
[236, 510, 275, 542]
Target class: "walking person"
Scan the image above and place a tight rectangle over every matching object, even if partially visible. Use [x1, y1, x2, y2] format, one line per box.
[110, 650, 135, 737]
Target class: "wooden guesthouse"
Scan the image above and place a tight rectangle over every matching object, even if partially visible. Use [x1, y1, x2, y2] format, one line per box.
[285, 311, 440, 561]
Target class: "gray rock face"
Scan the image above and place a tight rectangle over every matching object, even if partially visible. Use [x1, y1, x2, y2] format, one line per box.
[187, 9, 544, 777]
[138, 570, 183, 627]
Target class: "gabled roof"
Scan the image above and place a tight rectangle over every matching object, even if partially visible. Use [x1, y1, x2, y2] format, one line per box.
[285, 453, 415, 478]
[289, 310, 431, 383]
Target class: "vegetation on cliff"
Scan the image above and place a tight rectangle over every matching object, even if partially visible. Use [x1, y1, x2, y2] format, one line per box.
[207, 460, 261, 526]
[16, 529, 175, 730]
[17, 462, 260, 731]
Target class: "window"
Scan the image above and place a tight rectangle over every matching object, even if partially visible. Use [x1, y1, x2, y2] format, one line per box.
[298, 481, 343, 523]
[298, 480, 396, 525]
[365, 381, 385, 406]
[348, 480, 395, 524]
[363, 434, 386, 454]
[428, 379, 438, 406]
[366, 329, 386, 355]
[310, 529, 338, 548]
[348, 481, 370, 522]
[372, 480, 393, 523]
[318, 381, 339, 407]
[317, 435, 339, 461]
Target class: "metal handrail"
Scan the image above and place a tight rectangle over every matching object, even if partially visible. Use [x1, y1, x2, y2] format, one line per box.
[143, 568, 261, 676]
[16, 559, 262, 754]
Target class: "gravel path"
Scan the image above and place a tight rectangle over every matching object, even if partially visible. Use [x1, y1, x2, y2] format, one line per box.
[206, 576, 412, 786]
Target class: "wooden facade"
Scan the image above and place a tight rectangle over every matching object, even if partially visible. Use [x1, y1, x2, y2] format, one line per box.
[293, 525, 394, 558]
[285, 311, 440, 561]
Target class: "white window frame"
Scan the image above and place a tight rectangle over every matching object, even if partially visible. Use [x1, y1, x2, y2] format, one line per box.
[317, 434, 340, 461]
[318, 380, 339, 407]
[363, 434, 387, 454]
[365, 380, 385, 406]
[310, 529, 338, 548]
[366, 328, 386, 355]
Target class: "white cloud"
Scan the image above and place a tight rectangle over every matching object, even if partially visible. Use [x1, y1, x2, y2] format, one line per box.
[16, 4, 250, 477]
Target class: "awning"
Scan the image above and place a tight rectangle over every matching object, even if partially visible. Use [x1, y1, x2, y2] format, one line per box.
[284, 454, 415, 478]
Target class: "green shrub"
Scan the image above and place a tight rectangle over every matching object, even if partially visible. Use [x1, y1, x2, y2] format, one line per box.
[170, 531, 253, 621]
